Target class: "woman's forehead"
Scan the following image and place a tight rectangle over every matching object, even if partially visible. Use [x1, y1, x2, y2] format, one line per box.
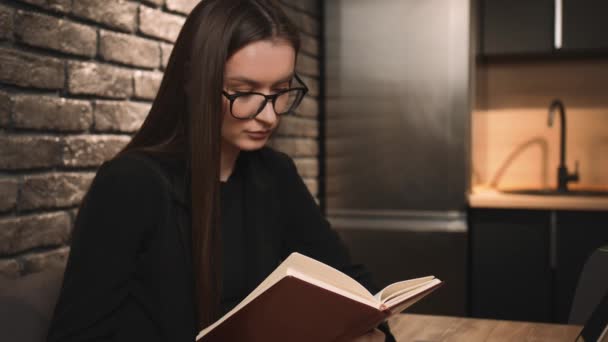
[224, 40, 296, 85]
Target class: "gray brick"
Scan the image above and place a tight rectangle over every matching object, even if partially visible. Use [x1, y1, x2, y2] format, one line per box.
[13, 95, 93, 132]
[16, 0, 46, 8]
[0, 135, 63, 170]
[276, 115, 318, 138]
[0, 178, 19, 213]
[0, 3, 14, 40]
[300, 34, 319, 57]
[139, 6, 185, 42]
[62, 135, 130, 167]
[282, 6, 319, 36]
[279, 0, 319, 16]
[94, 100, 150, 133]
[68, 208, 78, 221]
[72, 0, 137, 33]
[47, 0, 71, 13]
[303, 178, 318, 197]
[133, 70, 162, 100]
[141, 0, 164, 6]
[166, 0, 198, 14]
[296, 54, 319, 77]
[0, 91, 10, 127]
[293, 158, 318, 178]
[268, 137, 318, 157]
[0, 47, 64, 90]
[296, 95, 318, 118]
[0, 211, 71, 255]
[20, 172, 95, 211]
[299, 75, 318, 97]
[22, 246, 70, 274]
[160, 42, 173, 69]
[0, 258, 20, 278]
[100, 30, 160, 69]
[15, 10, 97, 57]
[16, 0, 71, 13]
[68, 61, 132, 99]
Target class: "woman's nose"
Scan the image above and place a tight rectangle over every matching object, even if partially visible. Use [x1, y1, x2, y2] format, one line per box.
[255, 100, 278, 125]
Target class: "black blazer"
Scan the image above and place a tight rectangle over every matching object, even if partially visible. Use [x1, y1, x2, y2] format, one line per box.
[46, 147, 394, 342]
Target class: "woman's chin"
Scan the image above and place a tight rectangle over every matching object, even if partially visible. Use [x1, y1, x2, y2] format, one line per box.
[236, 138, 269, 151]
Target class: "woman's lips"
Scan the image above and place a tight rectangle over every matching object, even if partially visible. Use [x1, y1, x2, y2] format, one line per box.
[246, 130, 270, 139]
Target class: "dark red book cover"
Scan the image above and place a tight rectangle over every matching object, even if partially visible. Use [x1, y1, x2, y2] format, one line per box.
[197, 276, 388, 342]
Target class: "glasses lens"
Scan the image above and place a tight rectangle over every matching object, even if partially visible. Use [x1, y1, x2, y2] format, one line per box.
[232, 94, 266, 119]
[230, 89, 305, 118]
[275, 89, 303, 115]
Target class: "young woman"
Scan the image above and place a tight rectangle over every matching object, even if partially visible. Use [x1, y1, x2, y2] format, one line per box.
[47, 1, 395, 341]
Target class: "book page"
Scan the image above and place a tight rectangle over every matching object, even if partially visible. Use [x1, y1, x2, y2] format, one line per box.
[374, 276, 436, 303]
[383, 278, 443, 310]
[284, 253, 376, 303]
[287, 269, 380, 308]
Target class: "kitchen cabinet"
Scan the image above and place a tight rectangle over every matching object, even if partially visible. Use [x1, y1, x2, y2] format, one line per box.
[554, 211, 608, 322]
[470, 209, 553, 322]
[562, 0, 608, 51]
[480, 0, 608, 56]
[470, 208, 608, 323]
[480, 0, 554, 56]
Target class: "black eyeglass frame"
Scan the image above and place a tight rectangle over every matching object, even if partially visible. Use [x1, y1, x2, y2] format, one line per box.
[221, 73, 309, 120]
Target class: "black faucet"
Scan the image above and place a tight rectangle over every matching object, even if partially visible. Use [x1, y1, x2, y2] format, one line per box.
[547, 99, 579, 192]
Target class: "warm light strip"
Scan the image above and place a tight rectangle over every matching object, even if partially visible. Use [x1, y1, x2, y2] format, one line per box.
[554, 0, 563, 49]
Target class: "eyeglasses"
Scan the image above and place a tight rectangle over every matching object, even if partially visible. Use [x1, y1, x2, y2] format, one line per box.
[222, 73, 309, 120]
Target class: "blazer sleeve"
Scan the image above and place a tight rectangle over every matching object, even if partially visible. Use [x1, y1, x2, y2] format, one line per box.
[46, 155, 169, 342]
[277, 153, 396, 342]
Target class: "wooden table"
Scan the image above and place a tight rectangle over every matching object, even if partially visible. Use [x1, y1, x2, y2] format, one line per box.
[389, 314, 583, 341]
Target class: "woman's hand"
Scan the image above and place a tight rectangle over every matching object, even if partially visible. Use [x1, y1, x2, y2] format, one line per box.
[350, 328, 385, 341]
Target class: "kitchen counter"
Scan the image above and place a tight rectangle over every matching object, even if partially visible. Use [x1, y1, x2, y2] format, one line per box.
[468, 186, 608, 211]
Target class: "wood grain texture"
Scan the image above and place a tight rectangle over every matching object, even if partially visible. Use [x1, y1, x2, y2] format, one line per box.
[389, 314, 582, 341]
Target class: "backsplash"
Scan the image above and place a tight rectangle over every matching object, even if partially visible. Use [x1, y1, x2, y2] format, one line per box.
[472, 59, 608, 190]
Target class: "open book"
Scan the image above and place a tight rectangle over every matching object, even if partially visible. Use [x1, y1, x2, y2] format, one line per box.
[196, 252, 442, 342]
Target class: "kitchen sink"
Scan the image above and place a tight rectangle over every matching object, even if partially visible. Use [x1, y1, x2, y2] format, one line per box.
[501, 189, 608, 197]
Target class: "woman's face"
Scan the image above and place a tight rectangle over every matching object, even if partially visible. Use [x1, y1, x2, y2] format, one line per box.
[221, 39, 296, 152]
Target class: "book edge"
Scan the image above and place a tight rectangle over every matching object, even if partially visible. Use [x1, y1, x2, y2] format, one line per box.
[383, 279, 444, 314]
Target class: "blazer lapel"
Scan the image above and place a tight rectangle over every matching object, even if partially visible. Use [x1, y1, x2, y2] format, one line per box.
[169, 159, 194, 274]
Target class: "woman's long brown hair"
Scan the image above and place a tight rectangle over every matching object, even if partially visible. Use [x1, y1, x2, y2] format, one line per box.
[113, 0, 300, 331]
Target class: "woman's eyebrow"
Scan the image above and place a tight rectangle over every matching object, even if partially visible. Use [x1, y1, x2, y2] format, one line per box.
[226, 73, 294, 86]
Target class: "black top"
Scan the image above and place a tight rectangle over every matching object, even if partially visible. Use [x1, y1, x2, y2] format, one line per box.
[46, 147, 395, 342]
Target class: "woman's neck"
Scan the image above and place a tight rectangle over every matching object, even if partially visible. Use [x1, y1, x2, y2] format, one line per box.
[220, 142, 240, 182]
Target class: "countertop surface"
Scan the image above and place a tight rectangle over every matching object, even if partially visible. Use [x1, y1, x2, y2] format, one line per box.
[468, 186, 608, 211]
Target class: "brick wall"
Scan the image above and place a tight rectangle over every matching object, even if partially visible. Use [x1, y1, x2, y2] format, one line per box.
[0, 0, 321, 278]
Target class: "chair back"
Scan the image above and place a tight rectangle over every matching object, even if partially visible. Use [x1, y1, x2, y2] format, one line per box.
[570, 245, 608, 342]
[0, 265, 65, 342]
